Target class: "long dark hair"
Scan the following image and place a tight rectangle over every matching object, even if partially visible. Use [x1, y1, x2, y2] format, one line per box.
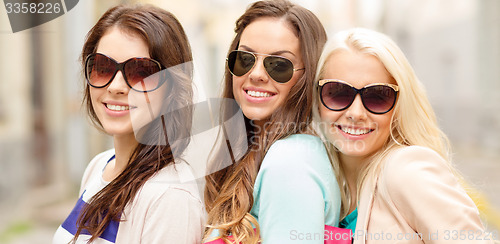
[76, 4, 193, 242]
[204, 0, 327, 243]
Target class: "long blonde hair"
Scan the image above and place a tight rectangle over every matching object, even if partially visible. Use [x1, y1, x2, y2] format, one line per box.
[312, 28, 453, 219]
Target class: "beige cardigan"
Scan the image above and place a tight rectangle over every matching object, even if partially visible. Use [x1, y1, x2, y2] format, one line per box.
[353, 146, 493, 244]
[53, 149, 205, 244]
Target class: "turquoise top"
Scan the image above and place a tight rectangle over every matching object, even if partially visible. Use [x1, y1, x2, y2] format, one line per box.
[339, 208, 358, 234]
[207, 134, 341, 243]
[249, 134, 341, 243]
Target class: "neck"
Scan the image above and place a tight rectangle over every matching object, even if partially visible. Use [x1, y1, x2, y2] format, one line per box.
[114, 134, 138, 167]
[339, 153, 369, 212]
[103, 133, 138, 182]
[251, 119, 267, 130]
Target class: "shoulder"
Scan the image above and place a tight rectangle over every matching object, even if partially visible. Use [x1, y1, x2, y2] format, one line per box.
[256, 134, 337, 194]
[120, 163, 205, 243]
[252, 135, 340, 226]
[380, 146, 457, 197]
[133, 161, 202, 208]
[387, 145, 445, 163]
[80, 149, 115, 190]
[84, 149, 115, 173]
[383, 146, 448, 180]
[376, 148, 485, 237]
[268, 134, 326, 152]
[263, 134, 330, 170]
[130, 181, 204, 227]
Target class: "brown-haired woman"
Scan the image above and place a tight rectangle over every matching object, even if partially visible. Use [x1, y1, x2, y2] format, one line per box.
[204, 0, 341, 243]
[53, 4, 204, 243]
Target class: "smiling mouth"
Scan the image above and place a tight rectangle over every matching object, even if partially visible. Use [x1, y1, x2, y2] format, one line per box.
[245, 89, 274, 98]
[337, 125, 374, 135]
[105, 104, 135, 111]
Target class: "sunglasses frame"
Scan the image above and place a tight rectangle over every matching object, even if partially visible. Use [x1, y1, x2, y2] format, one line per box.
[85, 53, 164, 92]
[226, 50, 304, 83]
[318, 79, 399, 114]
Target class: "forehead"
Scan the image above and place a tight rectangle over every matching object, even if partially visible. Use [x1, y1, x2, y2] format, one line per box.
[323, 50, 394, 87]
[239, 17, 300, 57]
[96, 26, 150, 62]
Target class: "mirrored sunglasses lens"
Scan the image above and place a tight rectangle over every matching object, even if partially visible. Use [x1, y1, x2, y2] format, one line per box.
[362, 85, 396, 113]
[263, 56, 293, 83]
[227, 51, 255, 76]
[125, 59, 162, 91]
[87, 54, 116, 87]
[321, 82, 356, 110]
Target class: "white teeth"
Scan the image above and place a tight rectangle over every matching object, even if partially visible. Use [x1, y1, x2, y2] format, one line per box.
[106, 104, 130, 111]
[247, 90, 272, 98]
[341, 126, 372, 135]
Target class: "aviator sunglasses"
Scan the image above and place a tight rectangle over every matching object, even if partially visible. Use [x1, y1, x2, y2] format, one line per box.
[85, 53, 164, 92]
[319, 79, 399, 114]
[226, 50, 304, 83]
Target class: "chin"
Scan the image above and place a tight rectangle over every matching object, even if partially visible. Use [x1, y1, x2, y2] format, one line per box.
[241, 109, 271, 122]
[102, 125, 134, 136]
[333, 140, 370, 156]
[338, 148, 372, 157]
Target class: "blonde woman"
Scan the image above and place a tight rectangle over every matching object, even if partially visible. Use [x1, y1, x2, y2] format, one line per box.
[312, 28, 493, 243]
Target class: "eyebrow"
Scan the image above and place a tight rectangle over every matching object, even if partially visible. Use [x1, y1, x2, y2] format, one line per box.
[239, 45, 297, 57]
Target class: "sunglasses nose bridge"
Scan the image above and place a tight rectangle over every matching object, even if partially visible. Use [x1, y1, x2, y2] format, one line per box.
[248, 55, 270, 82]
[117, 61, 137, 88]
[344, 92, 368, 120]
[106, 64, 130, 93]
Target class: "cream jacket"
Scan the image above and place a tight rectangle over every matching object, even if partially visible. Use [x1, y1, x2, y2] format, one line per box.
[53, 149, 205, 244]
[354, 146, 493, 244]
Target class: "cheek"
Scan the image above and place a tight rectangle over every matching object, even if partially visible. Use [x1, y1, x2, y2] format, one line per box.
[282, 75, 299, 93]
[131, 89, 167, 117]
[232, 77, 244, 101]
[151, 85, 169, 111]
[319, 105, 340, 124]
[375, 114, 394, 140]
[278, 83, 294, 96]
[318, 106, 342, 139]
[89, 89, 100, 110]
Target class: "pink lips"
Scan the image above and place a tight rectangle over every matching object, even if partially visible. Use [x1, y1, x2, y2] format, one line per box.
[336, 124, 374, 140]
[243, 87, 276, 103]
[103, 102, 134, 117]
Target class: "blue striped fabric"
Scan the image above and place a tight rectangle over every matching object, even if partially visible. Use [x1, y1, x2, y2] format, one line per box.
[60, 154, 120, 243]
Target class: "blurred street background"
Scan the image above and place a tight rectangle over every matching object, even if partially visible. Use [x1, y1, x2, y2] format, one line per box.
[0, 0, 499, 243]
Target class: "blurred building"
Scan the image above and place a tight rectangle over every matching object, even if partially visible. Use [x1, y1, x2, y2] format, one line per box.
[384, 0, 500, 152]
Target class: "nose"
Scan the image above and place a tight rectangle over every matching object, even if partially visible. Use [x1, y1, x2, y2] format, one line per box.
[344, 94, 368, 122]
[107, 71, 129, 94]
[248, 56, 269, 83]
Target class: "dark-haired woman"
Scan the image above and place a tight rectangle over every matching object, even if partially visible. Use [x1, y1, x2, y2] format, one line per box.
[204, 1, 341, 243]
[53, 4, 204, 243]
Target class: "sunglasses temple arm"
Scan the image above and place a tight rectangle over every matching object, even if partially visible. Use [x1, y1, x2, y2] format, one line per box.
[139, 81, 156, 121]
[142, 92, 156, 122]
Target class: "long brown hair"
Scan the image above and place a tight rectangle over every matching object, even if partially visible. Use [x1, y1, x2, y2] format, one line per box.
[76, 4, 193, 243]
[204, 0, 327, 243]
